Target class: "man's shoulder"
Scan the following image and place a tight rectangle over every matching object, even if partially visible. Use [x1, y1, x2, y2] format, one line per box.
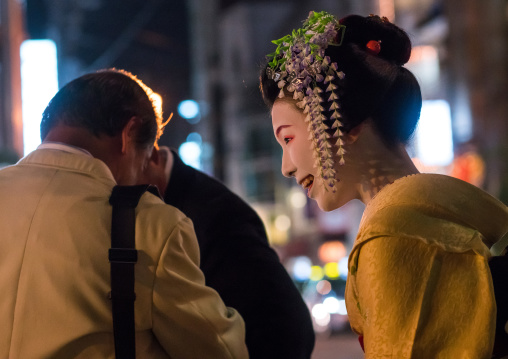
[138, 190, 190, 226]
[134, 191, 198, 260]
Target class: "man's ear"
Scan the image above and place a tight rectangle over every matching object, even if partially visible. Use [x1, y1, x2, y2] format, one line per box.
[149, 146, 160, 165]
[141, 146, 172, 197]
[121, 117, 139, 154]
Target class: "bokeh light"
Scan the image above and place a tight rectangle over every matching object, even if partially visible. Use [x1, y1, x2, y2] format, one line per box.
[316, 280, 332, 295]
[290, 256, 312, 281]
[337, 299, 347, 315]
[415, 100, 454, 166]
[310, 265, 324, 281]
[324, 262, 340, 279]
[186, 132, 202, 145]
[318, 241, 346, 263]
[323, 296, 340, 313]
[289, 190, 307, 208]
[312, 303, 331, 327]
[179, 141, 201, 169]
[274, 214, 291, 231]
[20, 39, 59, 155]
[178, 99, 200, 124]
[339, 257, 349, 279]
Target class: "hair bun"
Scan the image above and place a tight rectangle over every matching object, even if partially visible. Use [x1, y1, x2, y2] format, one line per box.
[339, 14, 412, 66]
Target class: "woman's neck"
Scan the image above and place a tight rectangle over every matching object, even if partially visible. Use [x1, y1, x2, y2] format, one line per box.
[357, 144, 419, 205]
[346, 123, 420, 205]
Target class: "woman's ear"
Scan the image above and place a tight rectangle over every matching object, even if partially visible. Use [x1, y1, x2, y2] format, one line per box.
[343, 122, 366, 144]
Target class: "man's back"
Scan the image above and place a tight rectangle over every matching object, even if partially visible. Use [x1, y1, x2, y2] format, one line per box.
[0, 148, 247, 358]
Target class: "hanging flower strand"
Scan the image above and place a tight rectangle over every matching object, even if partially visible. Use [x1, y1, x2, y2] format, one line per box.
[266, 11, 346, 191]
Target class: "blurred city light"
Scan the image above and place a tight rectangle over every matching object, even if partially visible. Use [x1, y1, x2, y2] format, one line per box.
[311, 303, 331, 327]
[289, 189, 307, 209]
[20, 39, 59, 155]
[324, 262, 340, 279]
[337, 299, 347, 315]
[323, 296, 340, 314]
[310, 265, 324, 281]
[178, 99, 200, 124]
[415, 100, 454, 166]
[201, 142, 214, 160]
[338, 257, 349, 279]
[316, 280, 332, 295]
[290, 256, 312, 281]
[318, 241, 346, 263]
[453, 86, 473, 143]
[274, 214, 291, 231]
[186, 132, 202, 145]
[178, 141, 201, 169]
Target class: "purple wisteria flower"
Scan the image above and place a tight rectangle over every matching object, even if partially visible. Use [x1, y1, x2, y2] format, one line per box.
[265, 10, 348, 191]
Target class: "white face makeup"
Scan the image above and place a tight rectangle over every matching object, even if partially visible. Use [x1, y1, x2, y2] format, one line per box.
[271, 100, 359, 211]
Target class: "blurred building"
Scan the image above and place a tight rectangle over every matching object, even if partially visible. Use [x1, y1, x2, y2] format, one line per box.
[444, 0, 508, 201]
[2, 0, 195, 157]
[0, 0, 24, 160]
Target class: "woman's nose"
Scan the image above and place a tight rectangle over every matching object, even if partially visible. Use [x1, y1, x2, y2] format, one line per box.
[281, 151, 296, 178]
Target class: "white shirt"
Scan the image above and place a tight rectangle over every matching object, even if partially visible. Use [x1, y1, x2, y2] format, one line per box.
[38, 142, 92, 157]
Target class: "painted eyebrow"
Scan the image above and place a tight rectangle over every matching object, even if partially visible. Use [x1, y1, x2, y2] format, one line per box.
[275, 125, 291, 138]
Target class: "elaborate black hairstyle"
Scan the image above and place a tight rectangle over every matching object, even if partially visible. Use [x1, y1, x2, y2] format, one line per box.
[260, 14, 422, 148]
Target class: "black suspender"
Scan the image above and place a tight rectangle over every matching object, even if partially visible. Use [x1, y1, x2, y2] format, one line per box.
[108, 185, 158, 359]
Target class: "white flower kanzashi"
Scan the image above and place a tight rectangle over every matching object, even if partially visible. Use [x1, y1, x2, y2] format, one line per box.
[266, 11, 346, 191]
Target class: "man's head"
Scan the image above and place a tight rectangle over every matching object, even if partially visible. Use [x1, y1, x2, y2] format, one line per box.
[41, 69, 168, 185]
[41, 68, 164, 146]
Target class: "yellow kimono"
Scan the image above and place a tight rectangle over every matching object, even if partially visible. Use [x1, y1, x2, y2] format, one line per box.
[345, 174, 508, 359]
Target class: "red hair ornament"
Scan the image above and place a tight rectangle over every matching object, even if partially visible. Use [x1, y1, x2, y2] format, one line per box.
[366, 40, 381, 55]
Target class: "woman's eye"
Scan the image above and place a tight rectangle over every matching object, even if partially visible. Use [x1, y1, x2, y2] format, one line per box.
[283, 137, 293, 144]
